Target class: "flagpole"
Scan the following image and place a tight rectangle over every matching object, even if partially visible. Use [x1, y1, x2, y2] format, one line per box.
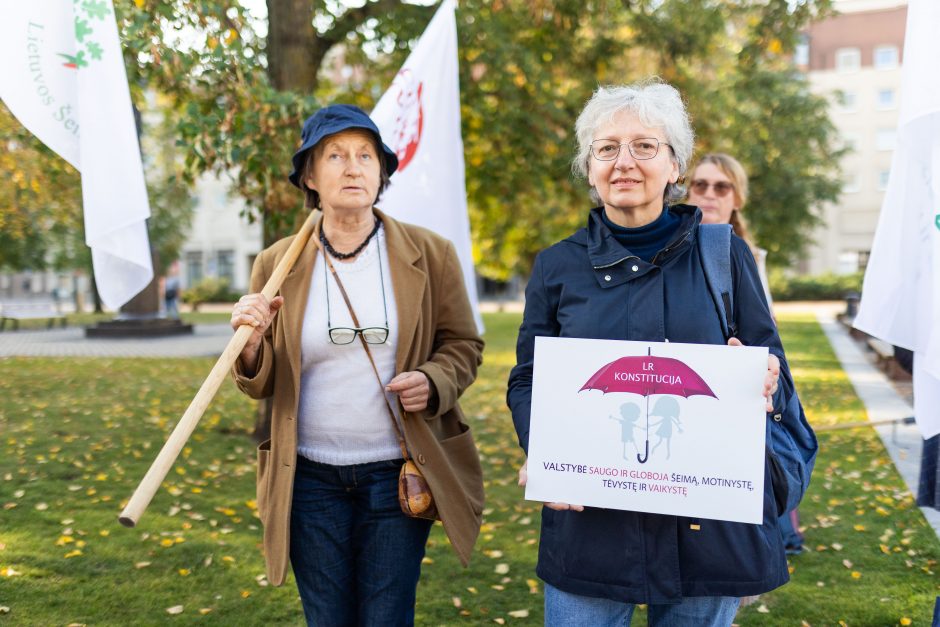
[118, 210, 319, 528]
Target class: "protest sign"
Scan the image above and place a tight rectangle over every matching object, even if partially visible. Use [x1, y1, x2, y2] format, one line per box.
[525, 336, 769, 523]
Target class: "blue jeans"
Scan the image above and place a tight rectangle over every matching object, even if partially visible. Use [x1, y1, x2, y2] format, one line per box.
[545, 583, 740, 627]
[289, 456, 433, 627]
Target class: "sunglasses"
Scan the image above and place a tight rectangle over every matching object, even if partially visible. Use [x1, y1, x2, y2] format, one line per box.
[690, 179, 734, 198]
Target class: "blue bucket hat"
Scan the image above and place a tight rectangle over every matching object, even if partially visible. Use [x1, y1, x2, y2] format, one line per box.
[288, 104, 399, 189]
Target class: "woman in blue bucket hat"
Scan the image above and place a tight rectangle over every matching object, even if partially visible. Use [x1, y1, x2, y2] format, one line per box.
[229, 104, 485, 626]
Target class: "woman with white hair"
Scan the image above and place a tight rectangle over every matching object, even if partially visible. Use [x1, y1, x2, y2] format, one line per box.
[507, 81, 815, 625]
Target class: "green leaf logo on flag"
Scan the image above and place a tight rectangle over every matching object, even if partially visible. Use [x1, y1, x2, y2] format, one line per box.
[935, 214, 940, 231]
[60, 0, 111, 69]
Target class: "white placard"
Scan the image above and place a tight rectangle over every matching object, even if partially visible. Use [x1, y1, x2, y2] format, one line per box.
[525, 337, 769, 524]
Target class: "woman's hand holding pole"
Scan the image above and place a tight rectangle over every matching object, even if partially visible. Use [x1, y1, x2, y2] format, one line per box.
[118, 211, 318, 528]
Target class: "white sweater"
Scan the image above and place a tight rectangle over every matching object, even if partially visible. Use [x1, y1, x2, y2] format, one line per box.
[296, 228, 402, 465]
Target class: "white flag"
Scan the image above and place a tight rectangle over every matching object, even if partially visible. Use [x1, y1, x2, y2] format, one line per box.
[0, 0, 153, 310]
[371, 0, 483, 332]
[854, 0, 940, 438]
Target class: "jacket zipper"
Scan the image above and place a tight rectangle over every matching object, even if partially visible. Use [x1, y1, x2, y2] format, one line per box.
[593, 255, 637, 270]
[650, 228, 693, 265]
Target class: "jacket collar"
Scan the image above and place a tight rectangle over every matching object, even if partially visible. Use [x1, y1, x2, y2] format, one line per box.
[374, 207, 426, 374]
[581, 204, 702, 268]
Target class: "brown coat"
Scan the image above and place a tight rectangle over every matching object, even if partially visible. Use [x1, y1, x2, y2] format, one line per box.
[232, 209, 485, 586]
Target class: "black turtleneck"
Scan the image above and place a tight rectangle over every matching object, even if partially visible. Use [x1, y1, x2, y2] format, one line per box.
[600, 206, 682, 263]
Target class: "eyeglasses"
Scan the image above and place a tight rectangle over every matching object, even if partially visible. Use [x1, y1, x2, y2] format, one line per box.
[324, 243, 390, 345]
[689, 179, 735, 198]
[590, 138, 671, 161]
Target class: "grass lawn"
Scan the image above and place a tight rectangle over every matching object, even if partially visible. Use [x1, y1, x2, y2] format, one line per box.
[1, 312, 938, 625]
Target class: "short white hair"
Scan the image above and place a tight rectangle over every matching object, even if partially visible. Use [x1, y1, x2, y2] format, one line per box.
[572, 80, 694, 205]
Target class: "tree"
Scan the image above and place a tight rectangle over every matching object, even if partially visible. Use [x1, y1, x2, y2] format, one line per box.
[118, 0, 839, 274]
[5, 1, 841, 277]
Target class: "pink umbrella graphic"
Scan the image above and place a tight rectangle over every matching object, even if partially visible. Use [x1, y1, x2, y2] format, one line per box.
[580, 348, 718, 463]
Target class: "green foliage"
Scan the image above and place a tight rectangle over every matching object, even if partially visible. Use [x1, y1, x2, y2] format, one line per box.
[1, 314, 938, 624]
[0, 101, 83, 271]
[112, 0, 842, 278]
[0, 92, 194, 277]
[181, 277, 239, 309]
[770, 271, 863, 301]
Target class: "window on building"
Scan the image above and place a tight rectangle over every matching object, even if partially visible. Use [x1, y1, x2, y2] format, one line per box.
[875, 128, 897, 151]
[216, 250, 235, 284]
[837, 251, 861, 274]
[794, 35, 809, 67]
[876, 88, 896, 110]
[874, 45, 899, 70]
[842, 132, 860, 152]
[843, 172, 860, 194]
[877, 169, 891, 191]
[185, 251, 203, 285]
[836, 90, 857, 112]
[835, 47, 861, 72]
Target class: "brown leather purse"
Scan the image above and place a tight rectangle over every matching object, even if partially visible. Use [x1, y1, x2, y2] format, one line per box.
[322, 245, 438, 521]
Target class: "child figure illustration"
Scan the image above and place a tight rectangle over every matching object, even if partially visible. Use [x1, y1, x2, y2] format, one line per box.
[649, 396, 683, 460]
[609, 402, 641, 460]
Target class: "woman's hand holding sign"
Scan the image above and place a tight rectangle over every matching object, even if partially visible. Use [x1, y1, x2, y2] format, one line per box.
[727, 337, 780, 412]
[518, 459, 585, 512]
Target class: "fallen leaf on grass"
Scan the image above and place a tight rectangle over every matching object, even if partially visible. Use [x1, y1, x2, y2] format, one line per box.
[166, 605, 183, 615]
[900, 619, 911, 626]
[850, 571, 861, 579]
[63, 550, 82, 558]
[240, 590, 251, 598]
[494, 563, 510, 575]
[452, 597, 462, 608]
[756, 604, 770, 613]
[842, 559, 853, 569]
[508, 609, 529, 618]
[135, 562, 151, 569]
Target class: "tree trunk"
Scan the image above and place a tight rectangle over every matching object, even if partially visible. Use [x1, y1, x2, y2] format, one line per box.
[266, 0, 318, 93]
[252, 0, 320, 442]
[89, 260, 103, 313]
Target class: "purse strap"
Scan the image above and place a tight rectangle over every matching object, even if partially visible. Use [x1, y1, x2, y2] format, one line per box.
[320, 244, 411, 462]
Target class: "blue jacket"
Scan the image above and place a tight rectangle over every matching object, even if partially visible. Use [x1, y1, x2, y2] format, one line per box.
[507, 204, 803, 603]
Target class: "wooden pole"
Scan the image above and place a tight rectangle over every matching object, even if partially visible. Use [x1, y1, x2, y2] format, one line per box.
[118, 211, 318, 528]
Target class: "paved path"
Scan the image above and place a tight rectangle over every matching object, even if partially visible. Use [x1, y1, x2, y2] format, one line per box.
[817, 310, 940, 540]
[0, 324, 233, 358]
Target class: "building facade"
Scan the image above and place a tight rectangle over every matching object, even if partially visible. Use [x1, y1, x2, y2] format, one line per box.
[801, 0, 907, 275]
[179, 173, 263, 294]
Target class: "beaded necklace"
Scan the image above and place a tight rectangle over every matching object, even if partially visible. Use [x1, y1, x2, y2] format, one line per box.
[319, 216, 381, 260]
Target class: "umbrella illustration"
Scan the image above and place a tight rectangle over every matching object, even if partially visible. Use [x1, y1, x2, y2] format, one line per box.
[580, 348, 717, 463]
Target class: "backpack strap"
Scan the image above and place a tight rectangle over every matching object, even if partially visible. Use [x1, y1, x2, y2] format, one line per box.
[697, 223, 737, 339]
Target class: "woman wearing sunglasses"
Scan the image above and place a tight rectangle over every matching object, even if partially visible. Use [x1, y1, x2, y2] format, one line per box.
[686, 153, 772, 310]
[228, 104, 484, 626]
[687, 155, 809, 562]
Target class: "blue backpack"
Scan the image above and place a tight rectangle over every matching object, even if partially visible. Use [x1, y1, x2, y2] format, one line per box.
[698, 224, 818, 515]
